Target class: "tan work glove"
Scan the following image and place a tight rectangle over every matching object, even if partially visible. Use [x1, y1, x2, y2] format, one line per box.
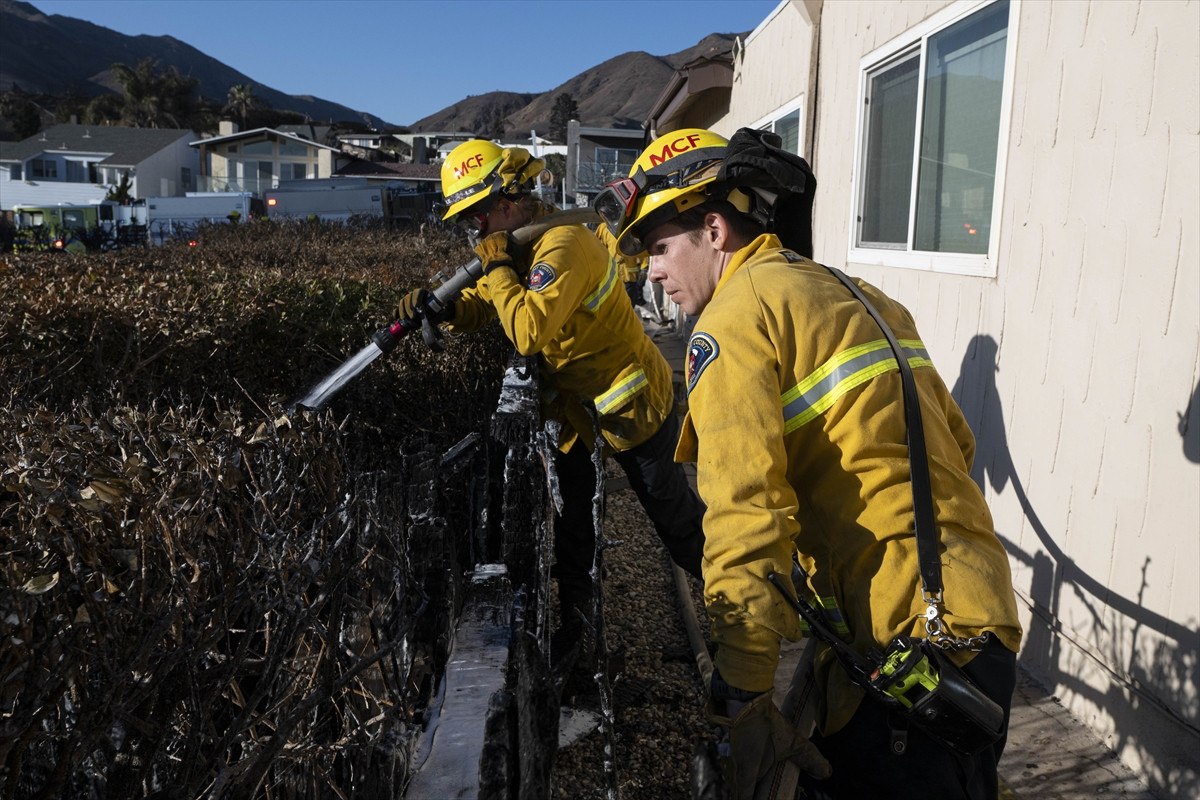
[707, 692, 832, 800]
[394, 287, 452, 325]
[394, 287, 427, 324]
[472, 230, 527, 275]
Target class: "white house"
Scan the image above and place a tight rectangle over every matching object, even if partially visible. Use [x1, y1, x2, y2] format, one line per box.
[0, 123, 198, 211]
[650, 1, 1199, 796]
[191, 121, 348, 194]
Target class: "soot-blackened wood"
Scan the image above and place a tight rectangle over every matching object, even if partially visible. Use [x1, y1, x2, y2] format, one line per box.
[402, 353, 557, 799]
[404, 568, 514, 799]
[490, 354, 558, 799]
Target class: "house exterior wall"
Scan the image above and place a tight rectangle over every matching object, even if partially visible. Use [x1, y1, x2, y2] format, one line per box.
[0, 132, 196, 209]
[132, 134, 198, 198]
[720, 0, 818, 152]
[565, 123, 645, 204]
[0, 171, 109, 209]
[198, 133, 326, 193]
[804, 1, 1199, 795]
[317, 148, 334, 179]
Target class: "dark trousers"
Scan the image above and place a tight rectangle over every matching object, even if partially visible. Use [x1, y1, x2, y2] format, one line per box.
[553, 413, 705, 627]
[805, 634, 1017, 800]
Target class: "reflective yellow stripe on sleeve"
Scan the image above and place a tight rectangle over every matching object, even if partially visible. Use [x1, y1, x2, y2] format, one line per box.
[817, 595, 852, 639]
[594, 368, 647, 414]
[781, 339, 932, 434]
[584, 257, 620, 311]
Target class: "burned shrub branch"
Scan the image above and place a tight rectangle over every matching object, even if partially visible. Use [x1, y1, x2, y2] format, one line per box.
[0, 222, 527, 798]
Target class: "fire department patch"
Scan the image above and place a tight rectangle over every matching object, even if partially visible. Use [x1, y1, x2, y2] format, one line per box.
[686, 332, 719, 394]
[527, 262, 557, 292]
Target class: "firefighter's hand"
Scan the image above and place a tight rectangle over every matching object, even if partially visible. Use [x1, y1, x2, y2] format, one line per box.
[396, 288, 453, 325]
[707, 692, 832, 800]
[473, 231, 526, 275]
[394, 288, 429, 325]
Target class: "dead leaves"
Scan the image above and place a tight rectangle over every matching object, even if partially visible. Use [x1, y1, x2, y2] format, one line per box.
[0, 219, 504, 797]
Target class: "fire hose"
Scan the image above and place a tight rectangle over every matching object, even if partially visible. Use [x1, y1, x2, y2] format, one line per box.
[288, 207, 599, 413]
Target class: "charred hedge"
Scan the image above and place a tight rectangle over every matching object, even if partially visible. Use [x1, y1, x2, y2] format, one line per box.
[0, 221, 512, 798]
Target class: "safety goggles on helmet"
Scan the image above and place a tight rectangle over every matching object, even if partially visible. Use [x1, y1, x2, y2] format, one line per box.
[593, 177, 640, 237]
[593, 158, 724, 254]
[457, 202, 494, 246]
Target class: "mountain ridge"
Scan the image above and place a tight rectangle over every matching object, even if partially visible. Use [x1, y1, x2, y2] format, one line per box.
[0, 0, 743, 137]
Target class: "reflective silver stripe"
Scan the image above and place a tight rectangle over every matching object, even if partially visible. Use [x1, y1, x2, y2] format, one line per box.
[781, 339, 931, 434]
[584, 257, 619, 311]
[594, 368, 647, 414]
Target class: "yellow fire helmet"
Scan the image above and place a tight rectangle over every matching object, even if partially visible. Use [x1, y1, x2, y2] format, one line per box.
[595, 128, 728, 257]
[439, 139, 545, 222]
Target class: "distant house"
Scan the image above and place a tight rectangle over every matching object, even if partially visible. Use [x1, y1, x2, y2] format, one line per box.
[336, 132, 387, 151]
[645, 50, 736, 135]
[332, 159, 441, 192]
[498, 132, 565, 156]
[394, 131, 476, 157]
[564, 123, 647, 207]
[0, 123, 198, 211]
[191, 121, 350, 194]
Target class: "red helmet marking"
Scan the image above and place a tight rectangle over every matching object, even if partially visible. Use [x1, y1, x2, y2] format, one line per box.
[454, 153, 485, 180]
[648, 133, 703, 167]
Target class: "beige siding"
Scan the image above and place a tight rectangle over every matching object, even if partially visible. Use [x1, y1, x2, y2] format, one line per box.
[805, 1, 1199, 793]
[719, 1, 818, 145]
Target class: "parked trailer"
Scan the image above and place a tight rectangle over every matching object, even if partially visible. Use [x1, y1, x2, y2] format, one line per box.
[263, 180, 440, 227]
[12, 201, 147, 253]
[144, 192, 262, 245]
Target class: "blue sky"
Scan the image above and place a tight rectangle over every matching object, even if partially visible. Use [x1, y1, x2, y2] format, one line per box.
[35, 0, 781, 126]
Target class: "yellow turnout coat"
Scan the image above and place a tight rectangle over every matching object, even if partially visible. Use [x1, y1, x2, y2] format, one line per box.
[449, 211, 674, 453]
[676, 234, 1022, 734]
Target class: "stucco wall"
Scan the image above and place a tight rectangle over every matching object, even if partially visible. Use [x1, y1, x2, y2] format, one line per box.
[134, 133, 198, 198]
[808, 1, 1199, 795]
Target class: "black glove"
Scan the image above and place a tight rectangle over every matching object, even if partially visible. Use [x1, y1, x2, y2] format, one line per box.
[473, 230, 527, 275]
[394, 288, 453, 325]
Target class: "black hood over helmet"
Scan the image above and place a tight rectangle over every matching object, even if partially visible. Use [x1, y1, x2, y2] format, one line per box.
[714, 128, 817, 258]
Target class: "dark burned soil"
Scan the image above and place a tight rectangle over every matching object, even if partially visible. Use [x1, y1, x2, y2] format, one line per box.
[552, 480, 711, 800]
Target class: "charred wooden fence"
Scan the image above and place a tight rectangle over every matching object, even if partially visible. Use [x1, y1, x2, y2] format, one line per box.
[403, 354, 563, 799]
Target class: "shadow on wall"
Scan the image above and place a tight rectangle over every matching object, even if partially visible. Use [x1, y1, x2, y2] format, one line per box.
[1181, 378, 1199, 464]
[950, 335, 1199, 798]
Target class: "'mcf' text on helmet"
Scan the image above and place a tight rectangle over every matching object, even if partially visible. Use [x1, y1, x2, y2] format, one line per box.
[454, 153, 485, 180]
[648, 134, 704, 167]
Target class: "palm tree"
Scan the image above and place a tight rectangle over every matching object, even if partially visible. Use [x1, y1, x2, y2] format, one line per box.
[110, 58, 200, 129]
[225, 84, 257, 129]
[111, 58, 160, 127]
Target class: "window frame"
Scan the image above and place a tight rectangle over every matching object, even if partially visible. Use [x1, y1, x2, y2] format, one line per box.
[847, 0, 1020, 277]
[30, 158, 58, 179]
[750, 92, 806, 156]
[281, 162, 308, 181]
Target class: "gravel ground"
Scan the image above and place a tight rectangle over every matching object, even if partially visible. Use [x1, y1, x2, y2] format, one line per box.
[551, 475, 712, 800]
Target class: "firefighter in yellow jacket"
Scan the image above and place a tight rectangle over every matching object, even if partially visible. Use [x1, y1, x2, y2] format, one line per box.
[594, 128, 1022, 800]
[394, 139, 705, 658]
[595, 222, 648, 307]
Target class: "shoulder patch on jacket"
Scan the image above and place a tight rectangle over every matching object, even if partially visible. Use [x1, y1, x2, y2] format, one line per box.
[686, 332, 719, 394]
[527, 262, 557, 292]
[780, 249, 803, 263]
